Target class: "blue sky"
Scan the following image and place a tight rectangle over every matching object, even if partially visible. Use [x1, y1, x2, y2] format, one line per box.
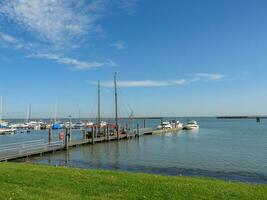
[0, 0, 267, 118]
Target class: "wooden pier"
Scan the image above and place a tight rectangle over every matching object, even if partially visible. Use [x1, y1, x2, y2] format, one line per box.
[0, 127, 156, 162]
[0, 120, 187, 162]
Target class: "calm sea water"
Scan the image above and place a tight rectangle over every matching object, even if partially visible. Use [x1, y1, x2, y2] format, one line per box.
[1, 117, 267, 183]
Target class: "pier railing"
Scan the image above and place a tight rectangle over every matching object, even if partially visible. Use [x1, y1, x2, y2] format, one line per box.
[0, 127, 157, 161]
[0, 139, 64, 161]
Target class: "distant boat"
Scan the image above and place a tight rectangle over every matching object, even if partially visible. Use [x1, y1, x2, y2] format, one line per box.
[9, 123, 28, 129]
[100, 121, 107, 127]
[0, 97, 16, 134]
[170, 120, 183, 129]
[52, 123, 63, 129]
[0, 125, 16, 135]
[157, 121, 172, 129]
[184, 120, 199, 130]
[86, 121, 94, 126]
[51, 102, 63, 129]
[73, 121, 85, 129]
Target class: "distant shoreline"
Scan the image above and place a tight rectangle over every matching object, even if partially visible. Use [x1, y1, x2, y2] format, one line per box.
[217, 116, 267, 119]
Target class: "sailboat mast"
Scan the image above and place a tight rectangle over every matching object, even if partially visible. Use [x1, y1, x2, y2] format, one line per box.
[0, 96, 2, 122]
[114, 73, 119, 135]
[97, 80, 101, 134]
[54, 102, 58, 123]
[27, 104, 32, 123]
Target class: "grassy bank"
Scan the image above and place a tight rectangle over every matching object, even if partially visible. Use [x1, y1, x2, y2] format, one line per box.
[0, 163, 266, 200]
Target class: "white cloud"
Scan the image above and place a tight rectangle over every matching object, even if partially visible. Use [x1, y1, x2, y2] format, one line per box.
[195, 73, 224, 80]
[0, 32, 33, 49]
[0, 1, 126, 70]
[0, 0, 102, 46]
[110, 41, 126, 50]
[0, 0, 138, 70]
[89, 73, 224, 88]
[30, 53, 115, 70]
[0, 32, 17, 43]
[91, 79, 186, 88]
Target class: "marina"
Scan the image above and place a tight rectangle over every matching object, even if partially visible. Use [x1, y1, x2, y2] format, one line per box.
[0, 120, 186, 161]
[0, 117, 266, 184]
[1, 1, 267, 199]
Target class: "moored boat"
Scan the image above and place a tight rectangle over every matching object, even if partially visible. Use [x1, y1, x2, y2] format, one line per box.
[184, 120, 199, 130]
[157, 121, 172, 129]
[170, 120, 183, 129]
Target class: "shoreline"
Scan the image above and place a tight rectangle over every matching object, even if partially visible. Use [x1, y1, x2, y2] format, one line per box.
[16, 160, 267, 185]
[0, 162, 266, 200]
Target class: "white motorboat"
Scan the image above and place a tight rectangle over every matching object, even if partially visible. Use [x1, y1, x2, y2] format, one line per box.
[184, 120, 199, 130]
[9, 123, 29, 129]
[73, 121, 85, 129]
[157, 121, 172, 129]
[100, 121, 107, 127]
[0, 127, 17, 135]
[86, 121, 94, 126]
[170, 120, 183, 129]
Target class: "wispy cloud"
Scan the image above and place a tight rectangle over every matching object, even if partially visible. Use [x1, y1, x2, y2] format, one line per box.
[0, 32, 17, 43]
[0, 0, 124, 70]
[116, 0, 138, 15]
[29, 53, 115, 70]
[95, 80, 186, 87]
[0, 0, 106, 47]
[194, 73, 224, 80]
[89, 73, 224, 88]
[110, 41, 126, 50]
[0, 32, 33, 49]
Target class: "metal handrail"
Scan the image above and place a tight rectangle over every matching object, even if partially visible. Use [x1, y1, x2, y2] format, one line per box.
[0, 140, 64, 160]
[0, 139, 44, 148]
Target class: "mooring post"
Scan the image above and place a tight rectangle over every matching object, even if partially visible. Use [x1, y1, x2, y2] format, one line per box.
[144, 119, 146, 128]
[65, 128, 69, 150]
[116, 125, 120, 141]
[137, 123, 140, 137]
[68, 115, 72, 143]
[103, 126, 106, 138]
[48, 127, 52, 144]
[95, 125, 98, 138]
[126, 124, 129, 138]
[92, 127, 95, 144]
[82, 129, 86, 140]
[107, 126, 110, 142]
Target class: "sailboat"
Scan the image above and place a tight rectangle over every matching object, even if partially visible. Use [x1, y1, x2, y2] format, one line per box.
[0, 96, 16, 134]
[52, 102, 63, 129]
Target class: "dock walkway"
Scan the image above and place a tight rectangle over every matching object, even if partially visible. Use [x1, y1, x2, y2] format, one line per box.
[0, 128, 156, 162]
[0, 127, 183, 162]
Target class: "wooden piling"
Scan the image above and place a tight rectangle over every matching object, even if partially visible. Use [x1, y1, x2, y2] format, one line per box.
[65, 128, 69, 150]
[107, 126, 110, 142]
[92, 127, 95, 144]
[144, 120, 146, 128]
[116, 125, 120, 141]
[48, 127, 52, 144]
[126, 124, 129, 139]
[136, 123, 140, 137]
[82, 129, 86, 140]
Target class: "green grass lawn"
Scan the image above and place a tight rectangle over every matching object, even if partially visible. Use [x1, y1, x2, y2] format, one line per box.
[0, 162, 266, 200]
